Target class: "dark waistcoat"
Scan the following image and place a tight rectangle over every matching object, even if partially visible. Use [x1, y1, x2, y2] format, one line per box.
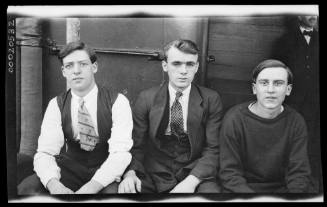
[145, 93, 191, 192]
[56, 86, 118, 169]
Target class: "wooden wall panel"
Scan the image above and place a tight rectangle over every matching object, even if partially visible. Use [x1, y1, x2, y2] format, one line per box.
[80, 18, 164, 49]
[207, 16, 287, 111]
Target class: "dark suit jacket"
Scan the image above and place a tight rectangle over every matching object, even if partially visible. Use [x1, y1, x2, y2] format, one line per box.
[128, 82, 223, 191]
[272, 25, 319, 109]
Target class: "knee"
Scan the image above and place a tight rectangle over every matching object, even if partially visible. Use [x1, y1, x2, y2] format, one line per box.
[17, 179, 34, 195]
[100, 182, 119, 194]
[17, 174, 46, 195]
[196, 180, 221, 193]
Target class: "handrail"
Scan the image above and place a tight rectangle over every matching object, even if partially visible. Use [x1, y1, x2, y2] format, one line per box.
[53, 44, 162, 60]
[16, 42, 163, 60]
[93, 47, 162, 60]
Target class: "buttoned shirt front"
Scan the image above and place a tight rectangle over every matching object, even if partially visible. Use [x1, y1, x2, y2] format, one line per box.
[300, 26, 314, 44]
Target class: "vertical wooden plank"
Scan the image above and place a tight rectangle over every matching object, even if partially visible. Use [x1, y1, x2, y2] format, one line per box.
[66, 18, 80, 43]
[66, 18, 80, 90]
[199, 18, 209, 86]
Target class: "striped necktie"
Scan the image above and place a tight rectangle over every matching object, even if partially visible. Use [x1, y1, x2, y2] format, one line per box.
[78, 98, 99, 151]
[170, 91, 184, 138]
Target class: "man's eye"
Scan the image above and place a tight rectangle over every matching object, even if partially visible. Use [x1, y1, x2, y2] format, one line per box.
[172, 62, 182, 66]
[186, 62, 195, 67]
[274, 81, 284, 86]
[64, 64, 72, 69]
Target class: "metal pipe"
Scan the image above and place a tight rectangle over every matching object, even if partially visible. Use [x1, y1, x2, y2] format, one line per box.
[93, 47, 161, 59]
[43, 43, 162, 59]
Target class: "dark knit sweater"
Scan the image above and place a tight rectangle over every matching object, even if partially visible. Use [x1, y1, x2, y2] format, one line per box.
[219, 101, 311, 193]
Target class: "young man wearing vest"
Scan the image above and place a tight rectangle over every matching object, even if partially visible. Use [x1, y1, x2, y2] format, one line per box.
[18, 41, 133, 194]
[118, 39, 223, 193]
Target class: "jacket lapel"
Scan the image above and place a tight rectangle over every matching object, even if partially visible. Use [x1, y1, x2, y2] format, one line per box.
[149, 83, 169, 140]
[187, 84, 204, 157]
[296, 27, 309, 47]
[309, 30, 318, 48]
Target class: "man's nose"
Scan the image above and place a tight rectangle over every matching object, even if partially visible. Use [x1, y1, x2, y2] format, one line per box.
[179, 63, 187, 73]
[72, 63, 81, 74]
[267, 83, 275, 92]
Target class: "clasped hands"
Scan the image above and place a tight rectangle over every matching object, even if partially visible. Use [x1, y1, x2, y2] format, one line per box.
[46, 178, 103, 194]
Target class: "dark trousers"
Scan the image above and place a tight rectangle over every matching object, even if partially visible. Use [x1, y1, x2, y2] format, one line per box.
[288, 99, 322, 193]
[138, 134, 221, 193]
[17, 173, 119, 195]
[17, 154, 119, 194]
[139, 172, 221, 193]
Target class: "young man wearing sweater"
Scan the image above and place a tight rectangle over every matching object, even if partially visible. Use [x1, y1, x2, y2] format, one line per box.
[219, 59, 312, 193]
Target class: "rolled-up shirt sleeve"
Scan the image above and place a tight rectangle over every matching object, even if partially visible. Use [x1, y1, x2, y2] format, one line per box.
[91, 94, 133, 187]
[33, 98, 64, 187]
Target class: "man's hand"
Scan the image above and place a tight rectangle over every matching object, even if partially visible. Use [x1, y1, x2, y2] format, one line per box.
[46, 178, 74, 194]
[170, 175, 201, 193]
[118, 170, 141, 193]
[75, 180, 104, 194]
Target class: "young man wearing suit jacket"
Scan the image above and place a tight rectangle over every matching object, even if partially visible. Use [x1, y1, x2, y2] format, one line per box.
[118, 39, 223, 193]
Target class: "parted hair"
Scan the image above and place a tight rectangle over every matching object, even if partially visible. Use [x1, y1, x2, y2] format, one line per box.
[163, 39, 199, 61]
[58, 41, 97, 64]
[252, 59, 294, 85]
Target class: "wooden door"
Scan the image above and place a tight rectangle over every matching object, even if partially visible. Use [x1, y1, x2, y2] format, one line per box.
[206, 16, 287, 113]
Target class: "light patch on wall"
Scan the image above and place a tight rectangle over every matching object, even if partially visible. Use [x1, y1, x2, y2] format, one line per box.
[7, 5, 319, 17]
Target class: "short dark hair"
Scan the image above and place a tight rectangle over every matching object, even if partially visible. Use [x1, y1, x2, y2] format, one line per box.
[252, 59, 293, 85]
[58, 41, 97, 65]
[163, 39, 199, 61]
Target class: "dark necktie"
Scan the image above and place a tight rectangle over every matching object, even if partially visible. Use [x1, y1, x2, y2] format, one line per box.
[303, 30, 313, 37]
[78, 98, 99, 151]
[170, 91, 184, 138]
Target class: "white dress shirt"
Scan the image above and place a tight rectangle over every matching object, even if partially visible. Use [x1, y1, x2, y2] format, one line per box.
[33, 85, 133, 188]
[300, 26, 314, 44]
[165, 83, 191, 135]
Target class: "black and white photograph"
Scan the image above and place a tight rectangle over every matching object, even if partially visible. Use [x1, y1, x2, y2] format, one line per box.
[6, 5, 323, 203]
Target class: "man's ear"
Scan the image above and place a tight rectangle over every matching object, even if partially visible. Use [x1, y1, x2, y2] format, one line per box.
[252, 83, 257, 95]
[286, 84, 292, 96]
[162, 60, 168, 72]
[194, 62, 199, 73]
[61, 66, 67, 78]
[298, 16, 302, 21]
[92, 62, 98, 74]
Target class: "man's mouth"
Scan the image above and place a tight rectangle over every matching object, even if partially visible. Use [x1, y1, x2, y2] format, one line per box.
[73, 77, 83, 81]
[265, 96, 277, 100]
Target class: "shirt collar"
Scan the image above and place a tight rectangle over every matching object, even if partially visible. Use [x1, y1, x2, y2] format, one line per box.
[300, 26, 314, 33]
[168, 83, 191, 100]
[71, 84, 98, 103]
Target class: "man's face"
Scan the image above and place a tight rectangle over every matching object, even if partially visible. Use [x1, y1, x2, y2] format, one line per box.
[252, 67, 292, 112]
[62, 50, 97, 94]
[162, 47, 199, 91]
[299, 15, 318, 28]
